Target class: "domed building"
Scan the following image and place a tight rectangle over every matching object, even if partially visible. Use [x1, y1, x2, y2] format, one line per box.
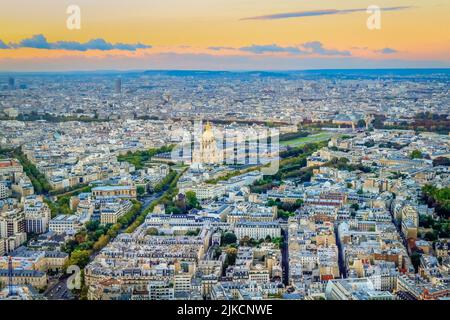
[192, 121, 221, 165]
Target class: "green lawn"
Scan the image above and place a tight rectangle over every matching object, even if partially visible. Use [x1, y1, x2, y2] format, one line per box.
[280, 131, 334, 147]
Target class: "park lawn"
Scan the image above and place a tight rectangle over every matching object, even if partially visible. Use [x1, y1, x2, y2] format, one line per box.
[280, 131, 334, 147]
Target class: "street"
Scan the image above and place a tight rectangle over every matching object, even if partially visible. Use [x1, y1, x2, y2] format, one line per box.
[44, 275, 74, 300]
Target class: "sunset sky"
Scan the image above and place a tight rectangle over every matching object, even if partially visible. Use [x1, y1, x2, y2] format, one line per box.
[0, 0, 449, 71]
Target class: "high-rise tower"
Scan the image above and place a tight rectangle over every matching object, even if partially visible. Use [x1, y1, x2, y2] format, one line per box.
[115, 78, 122, 94]
[8, 77, 15, 90]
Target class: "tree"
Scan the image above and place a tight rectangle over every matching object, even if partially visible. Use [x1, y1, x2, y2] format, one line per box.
[295, 199, 304, 207]
[213, 247, 222, 259]
[411, 252, 422, 272]
[422, 185, 450, 218]
[74, 231, 87, 244]
[357, 119, 366, 128]
[271, 237, 283, 248]
[86, 220, 100, 232]
[222, 232, 237, 245]
[174, 196, 187, 212]
[239, 236, 251, 246]
[432, 157, 450, 167]
[364, 140, 375, 148]
[107, 224, 121, 238]
[93, 234, 110, 251]
[186, 228, 200, 236]
[93, 229, 105, 241]
[186, 191, 200, 209]
[146, 227, 159, 236]
[62, 239, 78, 254]
[68, 249, 91, 269]
[438, 222, 450, 238]
[137, 185, 146, 196]
[224, 247, 238, 266]
[424, 231, 438, 242]
[410, 150, 423, 159]
[351, 203, 360, 211]
[419, 215, 434, 229]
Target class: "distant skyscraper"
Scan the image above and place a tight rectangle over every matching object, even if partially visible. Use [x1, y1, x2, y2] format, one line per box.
[8, 77, 15, 90]
[115, 78, 122, 94]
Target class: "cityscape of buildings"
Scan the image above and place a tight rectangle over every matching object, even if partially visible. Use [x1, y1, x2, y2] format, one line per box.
[0, 69, 449, 301]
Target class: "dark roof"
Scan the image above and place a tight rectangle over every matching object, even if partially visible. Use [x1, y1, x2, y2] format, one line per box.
[0, 269, 46, 277]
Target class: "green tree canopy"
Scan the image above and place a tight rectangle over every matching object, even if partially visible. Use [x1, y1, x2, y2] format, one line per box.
[67, 249, 91, 269]
[146, 227, 159, 236]
[222, 232, 237, 245]
[410, 150, 423, 159]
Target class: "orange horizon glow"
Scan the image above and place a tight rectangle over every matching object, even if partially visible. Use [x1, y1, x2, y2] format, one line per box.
[1, 0, 449, 70]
